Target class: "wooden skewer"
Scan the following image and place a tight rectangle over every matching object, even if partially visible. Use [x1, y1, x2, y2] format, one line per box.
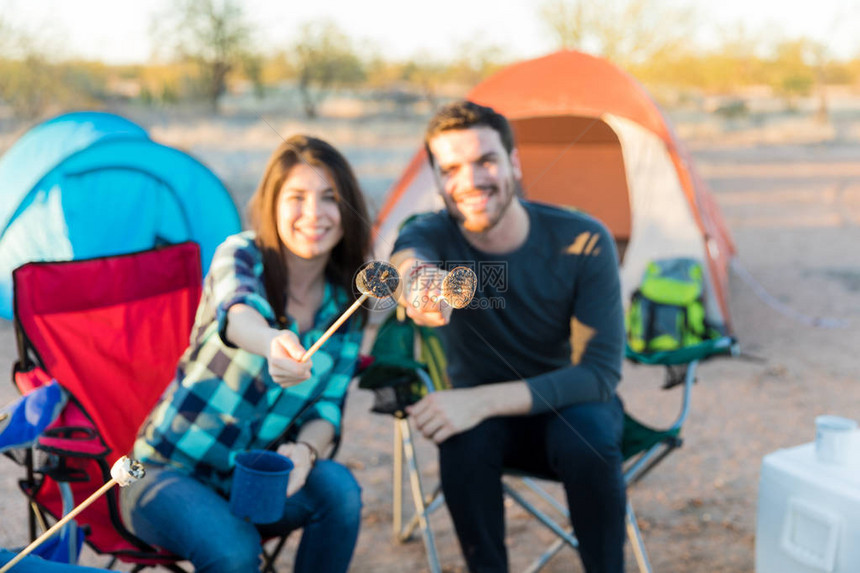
[299, 293, 369, 363]
[0, 479, 118, 573]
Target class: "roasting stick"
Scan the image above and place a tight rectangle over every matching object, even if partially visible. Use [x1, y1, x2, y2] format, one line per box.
[299, 293, 369, 362]
[0, 457, 145, 573]
[299, 261, 400, 363]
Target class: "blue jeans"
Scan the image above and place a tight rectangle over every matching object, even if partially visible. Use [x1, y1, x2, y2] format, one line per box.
[439, 397, 627, 573]
[120, 459, 361, 573]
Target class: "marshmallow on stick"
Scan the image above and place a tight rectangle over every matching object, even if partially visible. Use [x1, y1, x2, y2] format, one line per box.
[0, 457, 145, 573]
[299, 261, 400, 363]
[430, 266, 477, 309]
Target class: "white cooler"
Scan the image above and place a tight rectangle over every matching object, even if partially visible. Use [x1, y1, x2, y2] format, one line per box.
[756, 441, 860, 573]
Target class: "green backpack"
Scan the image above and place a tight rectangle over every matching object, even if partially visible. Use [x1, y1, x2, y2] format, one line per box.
[626, 257, 716, 353]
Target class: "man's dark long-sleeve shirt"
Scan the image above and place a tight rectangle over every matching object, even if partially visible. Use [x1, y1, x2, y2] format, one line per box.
[392, 200, 625, 414]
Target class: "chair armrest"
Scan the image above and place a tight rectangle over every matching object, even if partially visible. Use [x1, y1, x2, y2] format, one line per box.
[625, 336, 738, 366]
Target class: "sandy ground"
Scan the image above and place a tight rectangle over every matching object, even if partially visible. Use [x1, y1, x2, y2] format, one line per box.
[1, 108, 860, 572]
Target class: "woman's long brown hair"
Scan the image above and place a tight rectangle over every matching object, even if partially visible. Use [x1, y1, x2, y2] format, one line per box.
[247, 135, 371, 327]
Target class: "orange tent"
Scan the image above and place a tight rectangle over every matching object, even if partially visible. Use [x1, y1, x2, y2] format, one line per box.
[374, 50, 735, 328]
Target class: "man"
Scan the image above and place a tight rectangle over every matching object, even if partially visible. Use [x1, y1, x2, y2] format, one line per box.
[390, 101, 626, 573]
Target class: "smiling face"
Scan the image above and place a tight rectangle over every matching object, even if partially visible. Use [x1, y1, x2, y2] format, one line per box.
[428, 126, 522, 234]
[276, 162, 344, 261]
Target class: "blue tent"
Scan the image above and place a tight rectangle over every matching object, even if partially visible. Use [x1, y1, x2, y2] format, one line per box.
[0, 111, 241, 318]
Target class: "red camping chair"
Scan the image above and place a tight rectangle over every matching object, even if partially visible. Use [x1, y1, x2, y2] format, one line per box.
[10, 243, 201, 571]
[8, 243, 321, 571]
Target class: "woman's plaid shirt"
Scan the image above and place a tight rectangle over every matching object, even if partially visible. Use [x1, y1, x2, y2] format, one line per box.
[133, 232, 361, 495]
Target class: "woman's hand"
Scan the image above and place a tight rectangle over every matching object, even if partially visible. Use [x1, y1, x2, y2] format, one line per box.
[225, 305, 313, 386]
[279, 442, 315, 496]
[268, 331, 312, 387]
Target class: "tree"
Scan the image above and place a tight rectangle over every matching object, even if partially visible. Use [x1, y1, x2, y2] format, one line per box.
[538, 0, 588, 50]
[0, 18, 57, 119]
[445, 40, 507, 88]
[808, 41, 831, 123]
[538, 0, 697, 70]
[400, 55, 446, 108]
[0, 16, 9, 54]
[152, 0, 255, 112]
[632, 24, 768, 93]
[290, 20, 365, 118]
[768, 39, 817, 112]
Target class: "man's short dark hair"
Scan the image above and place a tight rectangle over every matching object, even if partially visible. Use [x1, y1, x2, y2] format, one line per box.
[424, 101, 515, 167]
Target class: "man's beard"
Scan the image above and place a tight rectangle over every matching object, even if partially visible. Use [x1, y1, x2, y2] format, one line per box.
[444, 178, 521, 234]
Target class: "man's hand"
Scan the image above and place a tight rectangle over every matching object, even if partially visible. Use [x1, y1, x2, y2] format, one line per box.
[279, 442, 315, 496]
[268, 331, 312, 387]
[402, 265, 452, 327]
[406, 388, 489, 444]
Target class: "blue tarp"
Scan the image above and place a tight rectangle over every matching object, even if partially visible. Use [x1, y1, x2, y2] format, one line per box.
[0, 112, 241, 318]
[0, 381, 67, 452]
[0, 382, 87, 566]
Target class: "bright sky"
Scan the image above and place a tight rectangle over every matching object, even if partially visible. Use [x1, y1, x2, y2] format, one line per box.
[2, 0, 858, 63]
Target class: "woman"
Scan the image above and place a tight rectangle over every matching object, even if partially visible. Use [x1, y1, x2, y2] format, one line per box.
[121, 135, 371, 573]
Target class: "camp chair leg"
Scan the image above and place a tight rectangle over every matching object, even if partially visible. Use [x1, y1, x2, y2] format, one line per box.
[396, 418, 442, 573]
[523, 537, 567, 573]
[626, 501, 653, 573]
[394, 419, 441, 544]
[57, 482, 80, 564]
[625, 442, 679, 487]
[28, 500, 47, 541]
[402, 486, 443, 540]
[509, 480, 656, 573]
[260, 534, 289, 573]
[393, 418, 403, 539]
[502, 481, 579, 551]
[24, 449, 48, 542]
[521, 477, 569, 517]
